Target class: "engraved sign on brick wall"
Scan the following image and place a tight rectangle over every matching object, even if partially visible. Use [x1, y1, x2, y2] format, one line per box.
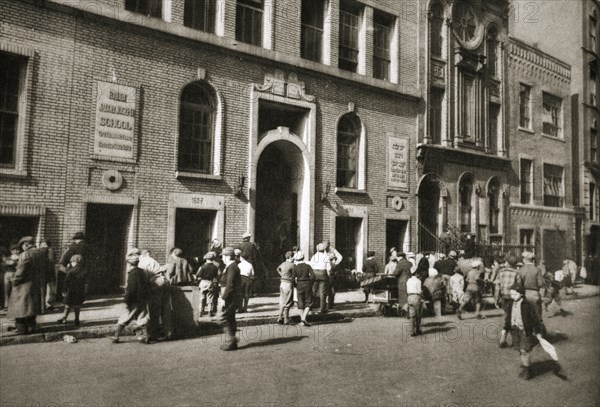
[94, 81, 136, 159]
[387, 135, 408, 190]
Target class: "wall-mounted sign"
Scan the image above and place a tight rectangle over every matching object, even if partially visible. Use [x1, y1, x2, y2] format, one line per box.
[94, 81, 136, 160]
[387, 135, 408, 190]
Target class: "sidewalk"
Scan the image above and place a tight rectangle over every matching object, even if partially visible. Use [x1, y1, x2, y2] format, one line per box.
[1, 284, 597, 346]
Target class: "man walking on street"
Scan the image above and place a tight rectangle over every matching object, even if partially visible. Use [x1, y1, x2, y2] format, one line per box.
[324, 241, 343, 309]
[196, 251, 219, 318]
[496, 254, 521, 348]
[237, 253, 254, 313]
[293, 251, 315, 326]
[310, 243, 331, 314]
[406, 269, 423, 336]
[518, 251, 545, 333]
[218, 247, 242, 351]
[58, 232, 89, 301]
[457, 259, 486, 320]
[276, 251, 295, 324]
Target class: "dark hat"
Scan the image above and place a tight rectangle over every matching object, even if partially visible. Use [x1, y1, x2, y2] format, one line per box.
[72, 232, 85, 240]
[18, 236, 34, 246]
[510, 281, 524, 294]
[10, 244, 21, 251]
[367, 250, 375, 257]
[397, 252, 406, 258]
[204, 251, 216, 260]
[222, 247, 235, 257]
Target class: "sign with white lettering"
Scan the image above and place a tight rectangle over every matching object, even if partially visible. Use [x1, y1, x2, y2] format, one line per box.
[94, 81, 136, 159]
[387, 135, 408, 190]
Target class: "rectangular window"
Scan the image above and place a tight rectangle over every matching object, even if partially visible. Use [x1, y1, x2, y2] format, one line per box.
[591, 182, 596, 221]
[373, 11, 393, 81]
[520, 159, 533, 204]
[429, 4, 444, 58]
[591, 16, 597, 51]
[543, 164, 564, 207]
[301, 0, 324, 62]
[487, 103, 500, 152]
[184, 0, 216, 33]
[592, 127, 599, 163]
[462, 76, 476, 140]
[520, 229, 534, 247]
[125, 0, 162, 18]
[542, 92, 562, 137]
[236, 0, 263, 46]
[429, 89, 443, 144]
[519, 83, 531, 129]
[0, 54, 22, 168]
[338, 1, 361, 72]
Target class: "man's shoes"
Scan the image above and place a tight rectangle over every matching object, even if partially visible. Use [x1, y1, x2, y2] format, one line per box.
[498, 341, 509, 349]
[220, 342, 238, 351]
[277, 318, 284, 325]
[110, 336, 120, 344]
[518, 366, 531, 380]
[300, 320, 311, 327]
[74, 319, 80, 327]
[416, 328, 422, 335]
[56, 318, 67, 324]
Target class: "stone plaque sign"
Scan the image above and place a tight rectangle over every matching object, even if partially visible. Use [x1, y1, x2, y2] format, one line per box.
[94, 81, 136, 159]
[387, 135, 408, 190]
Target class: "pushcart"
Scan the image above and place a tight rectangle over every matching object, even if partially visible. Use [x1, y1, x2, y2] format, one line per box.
[360, 274, 400, 316]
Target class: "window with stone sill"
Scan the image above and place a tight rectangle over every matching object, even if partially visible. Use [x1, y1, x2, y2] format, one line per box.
[542, 92, 562, 138]
[519, 83, 532, 130]
[236, 0, 263, 46]
[178, 82, 215, 174]
[373, 10, 394, 81]
[125, 0, 162, 18]
[301, 0, 325, 62]
[488, 180, 501, 234]
[184, 0, 216, 33]
[337, 113, 361, 189]
[0, 54, 23, 169]
[543, 164, 564, 208]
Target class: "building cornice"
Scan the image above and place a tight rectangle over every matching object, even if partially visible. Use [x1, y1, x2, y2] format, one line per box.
[508, 37, 571, 81]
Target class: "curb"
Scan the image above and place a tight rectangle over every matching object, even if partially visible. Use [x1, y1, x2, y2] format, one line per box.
[0, 308, 380, 347]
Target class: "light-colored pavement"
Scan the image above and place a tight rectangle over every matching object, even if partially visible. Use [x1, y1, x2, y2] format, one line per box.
[1, 295, 598, 407]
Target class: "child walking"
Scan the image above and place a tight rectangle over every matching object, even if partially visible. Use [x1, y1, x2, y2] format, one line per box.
[57, 254, 86, 326]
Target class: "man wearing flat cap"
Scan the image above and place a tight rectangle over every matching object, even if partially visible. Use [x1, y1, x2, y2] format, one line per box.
[58, 232, 89, 300]
[310, 243, 331, 313]
[518, 251, 545, 331]
[196, 251, 219, 318]
[239, 232, 265, 292]
[7, 236, 51, 334]
[457, 259, 486, 320]
[218, 247, 242, 350]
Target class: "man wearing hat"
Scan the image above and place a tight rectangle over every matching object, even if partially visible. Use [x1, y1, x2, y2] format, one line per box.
[111, 248, 152, 344]
[58, 232, 89, 300]
[276, 251, 296, 324]
[395, 252, 412, 316]
[457, 259, 486, 320]
[239, 232, 265, 292]
[406, 267, 423, 336]
[324, 241, 343, 309]
[503, 281, 543, 380]
[310, 243, 331, 313]
[518, 251, 545, 326]
[293, 251, 315, 326]
[218, 247, 242, 350]
[196, 251, 219, 318]
[7, 237, 51, 334]
[361, 250, 379, 303]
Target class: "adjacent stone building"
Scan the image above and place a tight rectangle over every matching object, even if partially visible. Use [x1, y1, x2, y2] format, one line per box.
[1, 0, 420, 292]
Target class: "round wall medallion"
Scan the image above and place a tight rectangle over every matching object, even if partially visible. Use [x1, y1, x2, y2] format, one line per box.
[391, 196, 404, 211]
[102, 169, 123, 191]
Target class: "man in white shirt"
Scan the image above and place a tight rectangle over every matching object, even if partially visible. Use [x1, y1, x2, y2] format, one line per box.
[324, 241, 343, 309]
[238, 254, 254, 313]
[310, 243, 331, 313]
[406, 270, 423, 336]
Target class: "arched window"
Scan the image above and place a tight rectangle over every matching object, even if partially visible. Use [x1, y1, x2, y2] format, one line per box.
[337, 113, 361, 188]
[178, 82, 216, 173]
[459, 175, 473, 233]
[488, 179, 501, 234]
[486, 26, 498, 77]
[429, 2, 444, 58]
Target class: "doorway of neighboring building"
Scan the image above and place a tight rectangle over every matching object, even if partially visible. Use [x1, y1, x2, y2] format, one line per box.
[85, 203, 132, 294]
[335, 217, 362, 272]
[543, 229, 567, 273]
[386, 219, 408, 258]
[174, 208, 214, 263]
[418, 176, 440, 252]
[0, 216, 39, 249]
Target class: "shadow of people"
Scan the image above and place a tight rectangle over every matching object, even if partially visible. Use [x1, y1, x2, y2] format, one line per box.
[238, 335, 309, 350]
[529, 360, 568, 381]
[544, 331, 569, 344]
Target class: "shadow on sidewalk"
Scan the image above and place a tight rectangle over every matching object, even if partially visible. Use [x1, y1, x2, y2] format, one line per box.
[529, 360, 568, 381]
[238, 335, 309, 350]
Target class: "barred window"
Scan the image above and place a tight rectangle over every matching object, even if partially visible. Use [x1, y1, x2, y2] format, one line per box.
[339, 1, 362, 72]
[301, 0, 324, 62]
[178, 82, 215, 173]
[337, 113, 361, 188]
[184, 0, 216, 33]
[236, 0, 263, 46]
[373, 10, 394, 81]
[0, 54, 22, 168]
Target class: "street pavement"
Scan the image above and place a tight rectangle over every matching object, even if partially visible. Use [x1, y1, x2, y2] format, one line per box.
[1, 295, 598, 407]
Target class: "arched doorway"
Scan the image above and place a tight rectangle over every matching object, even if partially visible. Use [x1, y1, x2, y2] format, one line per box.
[418, 174, 443, 251]
[255, 139, 307, 271]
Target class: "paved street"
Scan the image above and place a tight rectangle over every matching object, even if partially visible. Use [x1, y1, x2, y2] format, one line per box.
[1, 296, 598, 407]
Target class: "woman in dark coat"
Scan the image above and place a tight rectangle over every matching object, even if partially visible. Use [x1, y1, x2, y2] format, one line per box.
[395, 253, 412, 317]
[57, 254, 86, 325]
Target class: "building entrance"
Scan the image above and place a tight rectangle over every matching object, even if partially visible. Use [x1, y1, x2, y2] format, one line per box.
[335, 217, 362, 271]
[175, 208, 214, 263]
[255, 141, 302, 272]
[0, 216, 39, 249]
[386, 219, 408, 257]
[85, 203, 132, 294]
[418, 176, 441, 252]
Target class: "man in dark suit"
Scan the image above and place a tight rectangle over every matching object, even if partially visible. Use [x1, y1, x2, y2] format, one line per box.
[58, 232, 89, 300]
[219, 247, 242, 351]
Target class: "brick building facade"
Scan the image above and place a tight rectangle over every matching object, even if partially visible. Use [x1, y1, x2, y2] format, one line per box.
[1, 0, 419, 292]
